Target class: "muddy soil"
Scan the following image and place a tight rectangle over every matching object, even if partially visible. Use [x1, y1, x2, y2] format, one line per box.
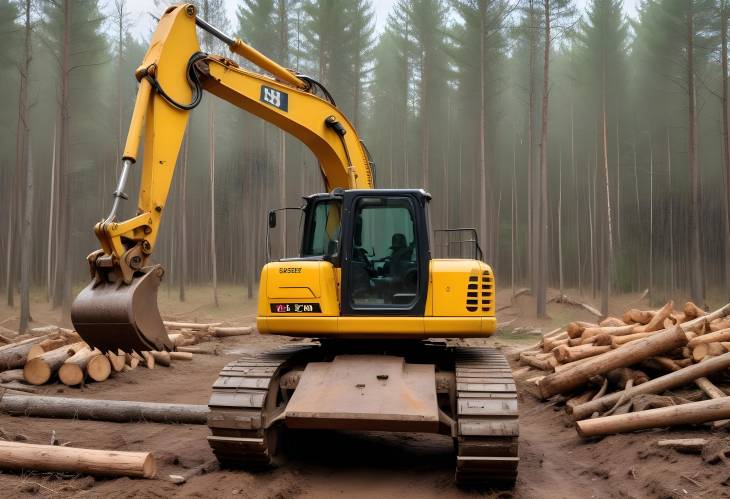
[0, 289, 727, 498]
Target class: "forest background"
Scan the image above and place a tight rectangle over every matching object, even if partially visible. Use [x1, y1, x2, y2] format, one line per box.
[1, 0, 727, 330]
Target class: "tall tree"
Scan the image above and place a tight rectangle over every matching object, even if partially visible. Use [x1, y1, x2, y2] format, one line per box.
[451, 0, 511, 262]
[2, 0, 20, 307]
[575, 0, 628, 315]
[43, 0, 108, 314]
[720, 1, 730, 299]
[536, 0, 573, 318]
[17, 0, 33, 332]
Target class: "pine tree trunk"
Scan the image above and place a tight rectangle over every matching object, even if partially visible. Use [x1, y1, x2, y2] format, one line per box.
[527, 0, 537, 295]
[537, 0, 550, 318]
[667, 130, 675, 296]
[18, 63, 32, 327]
[179, 128, 189, 302]
[209, 100, 218, 307]
[600, 53, 612, 316]
[687, 3, 703, 304]
[46, 123, 57, 303]
[479, 12, 488, 260]
[54, 0, 72, 314]
[558, 146, 563, 298]
[722, 1, 730, 301]
[649, 137, 654, 301]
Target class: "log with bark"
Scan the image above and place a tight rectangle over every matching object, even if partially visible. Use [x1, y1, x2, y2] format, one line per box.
[58, 347, 112, 386]
[0, 369, 24, 383]
[683, 302, 706, 320]
[553, 344, 611, 364]
[212, 326, 253, 337]
[575, 397, 730, 437]
[622, 308, 654, 325]
[657, 438, 707, 454]
[176, 345, 218, 355]
[0, 440, 156, 478]
[0, 393, 208, 424]
[570, 351, 730, 420]
[23, 342, 86, 385]
[538, 325, 688, 399]
[107, 350, 126, 372]
[169, 351, 193, 361]
[0, 335, 54, 371]
[632, 302, 674, 333]
[688, 328, 730, 347]
[150, 351, 171, 367]
[141, 351, 155, 369]
[164, 321, 221, 331]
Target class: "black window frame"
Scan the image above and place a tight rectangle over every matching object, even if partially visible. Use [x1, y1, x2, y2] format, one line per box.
[340, 191, 430, 316]
[299, 195, 343, 261]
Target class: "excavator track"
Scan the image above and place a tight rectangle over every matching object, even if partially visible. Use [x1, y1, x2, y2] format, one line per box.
[206, 344, 314, 467]
[454, 347, 519, 486]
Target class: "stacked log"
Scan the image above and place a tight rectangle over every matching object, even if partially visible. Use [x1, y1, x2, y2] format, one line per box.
[517, 301, 730, 438]
[0, 325, 200, 390]
[163, 321, 252, 348]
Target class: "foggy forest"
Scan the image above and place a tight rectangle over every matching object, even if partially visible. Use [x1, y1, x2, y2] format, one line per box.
[2, 0, 729, 331]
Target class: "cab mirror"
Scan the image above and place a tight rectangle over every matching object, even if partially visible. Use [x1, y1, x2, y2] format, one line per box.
[268, 210, 277, 228]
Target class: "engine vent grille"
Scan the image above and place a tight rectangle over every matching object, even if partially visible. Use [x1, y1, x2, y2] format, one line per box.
[481, 270, 494, 312]
[466, 274, 480, 312]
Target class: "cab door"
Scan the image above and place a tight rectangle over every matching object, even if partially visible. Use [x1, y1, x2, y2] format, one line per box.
[340, 191, 430, 316]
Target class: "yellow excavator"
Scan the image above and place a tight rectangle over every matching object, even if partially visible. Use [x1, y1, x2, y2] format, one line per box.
[71, 4, 518, 486]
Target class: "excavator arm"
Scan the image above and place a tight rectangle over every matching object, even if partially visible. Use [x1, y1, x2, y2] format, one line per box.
[71, 3, 374, 353]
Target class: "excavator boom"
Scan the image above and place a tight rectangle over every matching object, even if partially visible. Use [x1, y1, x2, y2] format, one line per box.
[71, 3, 373, 353]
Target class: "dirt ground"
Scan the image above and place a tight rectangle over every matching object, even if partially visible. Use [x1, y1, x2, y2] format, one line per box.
[0, 287, 728, 498]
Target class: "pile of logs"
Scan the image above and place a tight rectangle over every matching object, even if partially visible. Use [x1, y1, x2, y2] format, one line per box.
[0, 326, 193, 390]
[0, 321, 252, 391]
[164, 321, 251, 354]
[517, 301, 730, 438]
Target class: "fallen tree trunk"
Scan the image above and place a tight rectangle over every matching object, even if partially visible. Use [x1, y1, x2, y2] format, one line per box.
[576, 397, 730, 437]
[164, 321, 221, 331]
[23, 342, 86, 385]
[538, 326, 688, 399]
[553, 344, 611, 364]
[0, 335, 53, 370]
[570, 351, 730, 420]
[176, 345, 218, 355]
[657, 438, 707, 453]
[0, 441, 155, 478]
[169, 352, 193, 361]
[0, 394, 209, 424]
[688, 328, 730, 347]
[0, 382, 40, 394]
[0, 369, 24, 383]
[212, 326, 252, 337]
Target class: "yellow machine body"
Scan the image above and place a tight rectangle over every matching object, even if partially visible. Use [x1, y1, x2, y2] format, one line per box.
[257, 259, 496, 339]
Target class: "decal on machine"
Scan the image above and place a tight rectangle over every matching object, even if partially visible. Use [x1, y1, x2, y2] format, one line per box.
[271, 303, 322, 313]
[278, 267, 302, 274]
[260, 85, 288, 112]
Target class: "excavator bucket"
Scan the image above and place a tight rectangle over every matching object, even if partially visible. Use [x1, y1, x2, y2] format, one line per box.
[71, 266, 173, 354]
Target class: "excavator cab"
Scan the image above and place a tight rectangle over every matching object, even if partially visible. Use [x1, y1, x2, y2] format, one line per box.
[297, 189, 428, 311]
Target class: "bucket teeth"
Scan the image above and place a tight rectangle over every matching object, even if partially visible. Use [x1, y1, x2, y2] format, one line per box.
[71, 265, 173, 354]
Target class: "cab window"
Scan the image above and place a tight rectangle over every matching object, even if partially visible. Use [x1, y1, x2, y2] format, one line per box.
[302, 200, 341, 258]
[349, 197, 418, 307]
